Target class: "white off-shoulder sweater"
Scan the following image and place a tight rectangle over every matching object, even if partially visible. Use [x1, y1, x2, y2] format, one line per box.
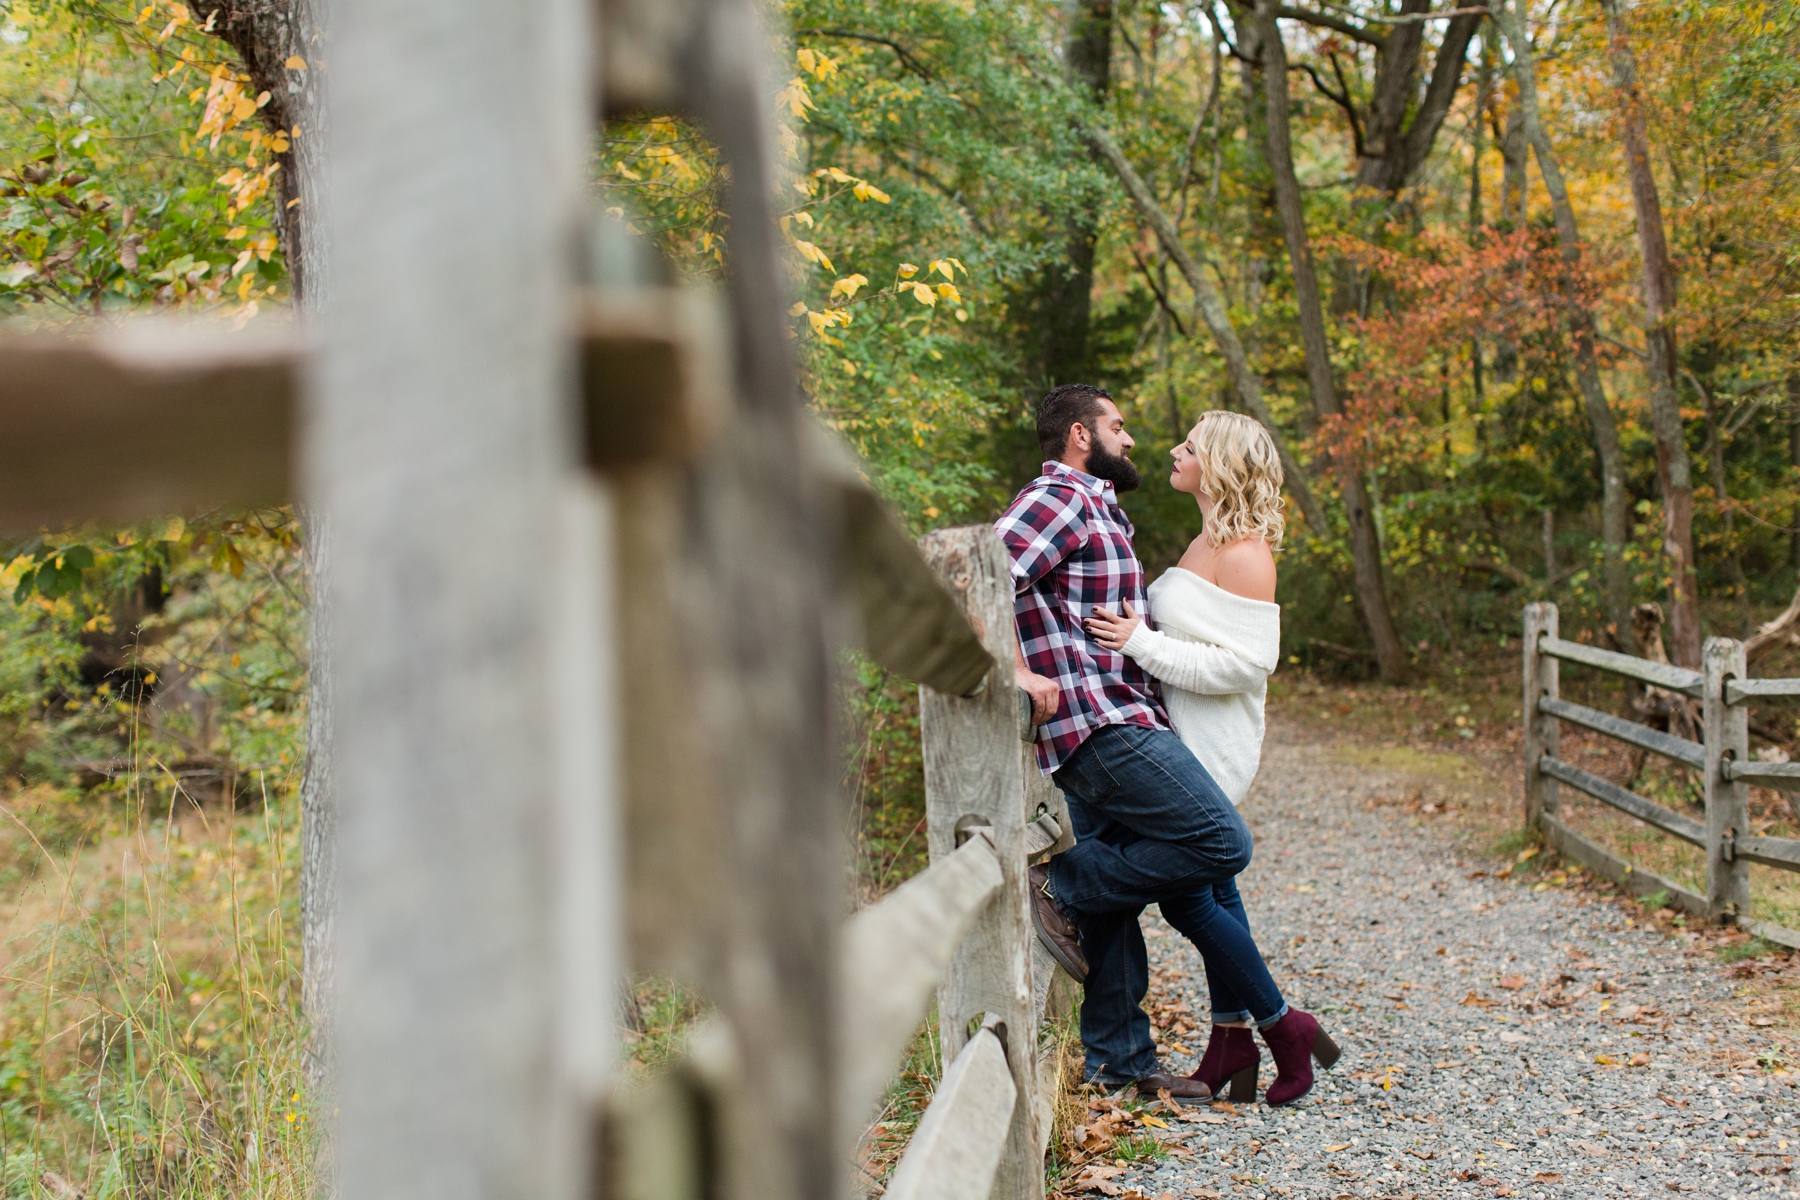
[1119, 567, 1281, 804]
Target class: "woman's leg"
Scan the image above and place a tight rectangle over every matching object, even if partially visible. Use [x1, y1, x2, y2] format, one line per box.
[1188, 880, 1253, 1024]
[1157, 883, 1287, 1028]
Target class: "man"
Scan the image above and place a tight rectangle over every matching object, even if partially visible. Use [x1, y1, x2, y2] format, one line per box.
[996, 384, 1272, 1099]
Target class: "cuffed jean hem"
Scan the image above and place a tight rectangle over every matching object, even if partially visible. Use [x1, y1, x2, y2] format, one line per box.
[1211, 1009, 1253, 1024]
[1253, 1003, 1290, 1030]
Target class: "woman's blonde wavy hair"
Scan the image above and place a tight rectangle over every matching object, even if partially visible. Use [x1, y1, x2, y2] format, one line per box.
[1188, 410, 1286, 550]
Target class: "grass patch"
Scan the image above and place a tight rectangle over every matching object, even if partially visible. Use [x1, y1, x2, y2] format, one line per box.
[1106, 1133, 1166, 1164]
[1718, 937, 1779, 965]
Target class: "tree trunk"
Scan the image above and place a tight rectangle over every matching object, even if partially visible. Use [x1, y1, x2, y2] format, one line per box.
[1698, 377, 1752, 634]
[1599, 0, 1700, 667]
[1253, 0, 1408, 682]
[193, 0, 336, 1123]
[1790, 373, 1800, 574]
[1039, 0, 1114, 386]
[1492, 0, 1634, 646]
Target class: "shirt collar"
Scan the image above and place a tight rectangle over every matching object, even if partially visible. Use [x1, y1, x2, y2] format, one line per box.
[1042, 460, 1117, 502]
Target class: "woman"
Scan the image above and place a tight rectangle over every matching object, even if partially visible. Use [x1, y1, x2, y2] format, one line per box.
[1086, 410, 1335, 1106]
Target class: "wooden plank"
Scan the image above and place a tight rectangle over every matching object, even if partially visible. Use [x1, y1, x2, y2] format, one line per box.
[320, 0, 590, 1196]
[1017, 689, 1076, 861]
[0, 325, 297, 532]
[1737, 918, 1800, 952]
[579, 285, 731, 470]
[1726, 678, 1800, 705]
[882, 1020, 1019, 1200]
[1725, 760, 1800, 792]
[1537, 755, 1707, 846]
[1538, 633, 1704, 698]
[806, 422, 993, 696]
[1704, 639, 1751, 918]
[1524, 604, 1560, 825]
[920, 526, 1044, 1200]
[1538, 815, 1711, 918]
[837, 833, 1004, 1133]
[1538, 696, 1704, 769]
[1731, 834, 1800, 873]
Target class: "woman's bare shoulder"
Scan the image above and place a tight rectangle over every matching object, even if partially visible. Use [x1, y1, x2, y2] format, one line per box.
[1210, 539, 1277, 602]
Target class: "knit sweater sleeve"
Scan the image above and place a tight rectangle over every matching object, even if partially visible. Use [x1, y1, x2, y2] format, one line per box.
[1118, 624, 1269, 696]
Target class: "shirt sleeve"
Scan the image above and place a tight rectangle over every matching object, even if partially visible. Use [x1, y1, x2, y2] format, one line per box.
[995, 485, 1089, 592]
[1118, 624, 1270, 696]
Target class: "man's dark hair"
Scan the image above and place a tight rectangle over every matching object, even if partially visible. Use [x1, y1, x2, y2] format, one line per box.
[1036, 383, 1113, 460]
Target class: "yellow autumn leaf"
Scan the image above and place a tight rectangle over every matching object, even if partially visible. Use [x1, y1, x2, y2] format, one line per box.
[946, 256, 967, 277]
[809, 52, 838, 80]
[284, 55, 307, 70]
[791, 211, 814, 228]
[852, 181, 891, 203]
[930, 259, 956, 280]
[792, 240, 834, 272]
[955, 308, 970, 322]
[897, 262, 918, 278]
[807, 310, 830, 336]
[1139, 1115, 1169, 1129]
[910, 282, 937, 306]
[796, 47, 817, 75]
[935, 283, 961, 304]
[225, 225, 248, 240]
[830, 273, 869, 300]
[789, 301, 808, 316]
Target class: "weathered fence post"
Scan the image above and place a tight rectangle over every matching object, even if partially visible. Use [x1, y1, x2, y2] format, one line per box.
[919, 526, 1045, 1200]
[316, 0, 594, 1194]
[1704, 637, 1751, 919]
[1523, 602, 1560, 828]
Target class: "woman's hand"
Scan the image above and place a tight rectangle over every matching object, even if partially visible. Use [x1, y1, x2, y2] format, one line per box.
[1085, 600, 1143, 651]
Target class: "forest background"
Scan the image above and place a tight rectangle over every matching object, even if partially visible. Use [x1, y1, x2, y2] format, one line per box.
[0, 0, 1797, 1194]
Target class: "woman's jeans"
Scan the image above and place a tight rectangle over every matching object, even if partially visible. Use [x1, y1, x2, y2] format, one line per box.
[1049, 723, 1287, 1081]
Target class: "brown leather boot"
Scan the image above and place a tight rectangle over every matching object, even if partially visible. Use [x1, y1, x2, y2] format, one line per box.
[1027, 863, 1088, 984]
[1131, 1071, 1211, 1100]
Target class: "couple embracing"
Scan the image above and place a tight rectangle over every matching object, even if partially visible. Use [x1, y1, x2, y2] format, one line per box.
[997, 383, 1338, 1106]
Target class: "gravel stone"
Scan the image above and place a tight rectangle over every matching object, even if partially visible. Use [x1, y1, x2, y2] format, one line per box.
[1107, 719, 1799, 1199]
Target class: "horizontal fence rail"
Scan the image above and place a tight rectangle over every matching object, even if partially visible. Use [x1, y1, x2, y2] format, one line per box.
[1523, 602, 1800, 950]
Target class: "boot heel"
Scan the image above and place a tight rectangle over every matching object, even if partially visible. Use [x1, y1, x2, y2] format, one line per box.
[1227, 1064, 1258, 1103]
[1311, 1027, 1341, 1070]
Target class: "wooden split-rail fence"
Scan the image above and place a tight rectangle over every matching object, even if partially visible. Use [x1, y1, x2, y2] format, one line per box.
[1523, 602, 1800, 947]
[0, 1, 1078, 1197]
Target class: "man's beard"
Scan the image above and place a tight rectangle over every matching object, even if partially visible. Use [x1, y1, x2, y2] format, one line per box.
[1086, 442, 1141, 492]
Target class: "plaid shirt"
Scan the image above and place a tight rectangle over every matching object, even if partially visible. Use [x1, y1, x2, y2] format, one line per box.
[995, 462, 1168, 774]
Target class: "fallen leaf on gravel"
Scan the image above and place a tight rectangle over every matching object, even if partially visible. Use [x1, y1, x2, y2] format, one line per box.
[1325, 1143, 1351, 1152]
[1188, 1113, 1228, 1125]
[1572, 1139, 1608, 1156]
[1594, 1054, 1618, 1065]
[1535, 1173, 1563, 1182]
[1139, 1115, 1169, 1129]
[1461, 992, 1499, 1007]
[1467, 870, 1488, 879]
[1457, 1169, 1481, 1181]
[1186, 1190, 1222, 1200]
[1499, 1031, 1529, 1044]
[1406, 1148, 1435, 1159]
[1495, 1140, 1517, 1149]
[1629, 1052, 1652, 1067]
[1496, 1188, 1516, 1196]
[1751, 1017, 1777, 1027]
[1434, 1060, 1466, 1069]
[1498, 975, 1527, 990]
[1209, 1102, 1238, 1114]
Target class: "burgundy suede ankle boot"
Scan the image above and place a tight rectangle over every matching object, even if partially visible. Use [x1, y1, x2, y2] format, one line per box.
[1259, 1009, 1341, 1106]
[1188, 1025, 1260, 1102]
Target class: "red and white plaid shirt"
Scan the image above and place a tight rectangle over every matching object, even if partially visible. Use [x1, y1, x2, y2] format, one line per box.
[995, 462, 1168, 774]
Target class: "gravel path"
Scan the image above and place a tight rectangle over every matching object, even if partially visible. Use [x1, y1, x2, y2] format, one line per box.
[1092, 718, 1799, 1200]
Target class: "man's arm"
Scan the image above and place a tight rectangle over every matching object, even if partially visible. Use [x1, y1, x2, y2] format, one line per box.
[995, 483, 1082, 727]
[1015, 628, 1059, 726]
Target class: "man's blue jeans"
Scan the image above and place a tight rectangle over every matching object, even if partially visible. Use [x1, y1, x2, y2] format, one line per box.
[1049, 723, 1288, 1081]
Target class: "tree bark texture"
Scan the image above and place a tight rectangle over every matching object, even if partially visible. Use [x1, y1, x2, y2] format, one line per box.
[1492, 0, 1635, 644]
[1253, 0, 1409, 682]
[1350, 3, 1483, 199]
[1599, 0, 1700, 667]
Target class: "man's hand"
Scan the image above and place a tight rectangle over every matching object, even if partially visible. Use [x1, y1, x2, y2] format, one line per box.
[1016, 665, 1060, 727]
